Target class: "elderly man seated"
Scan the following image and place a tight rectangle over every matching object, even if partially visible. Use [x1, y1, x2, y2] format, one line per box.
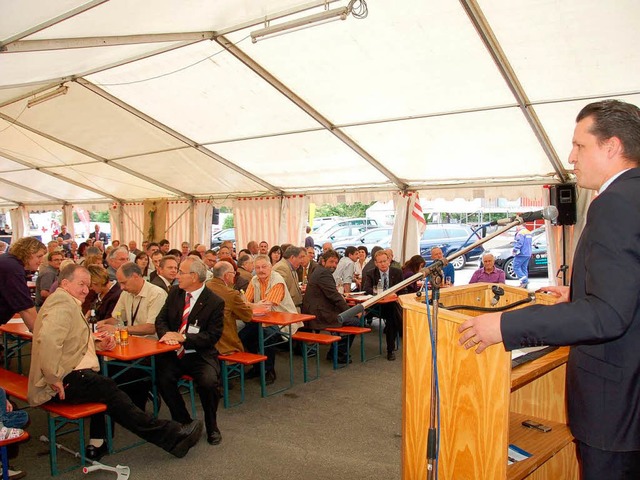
[28, 264, 203, 459]
[469, 252, 506, 284]
[239, 254, 298, 385]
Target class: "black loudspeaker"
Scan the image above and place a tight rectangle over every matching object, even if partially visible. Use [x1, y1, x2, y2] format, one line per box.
[212, 208, 220, 225]
[549, 184, 577, 226]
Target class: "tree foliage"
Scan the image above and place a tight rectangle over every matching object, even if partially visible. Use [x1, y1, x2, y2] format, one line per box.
[72, 210, 110, 222]
[223, 215, 234, 229]
[315, 202, 375, 218]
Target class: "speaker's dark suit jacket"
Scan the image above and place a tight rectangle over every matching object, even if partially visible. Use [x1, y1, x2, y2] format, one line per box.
[502, 168, 640, 451]
[155, 286, 224, 366]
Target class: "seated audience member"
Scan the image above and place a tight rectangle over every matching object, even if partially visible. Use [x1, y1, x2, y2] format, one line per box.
[134, 251, 150, 280]
[167, 248, 182, 259]
[237, 248, 251, 258]
[235, 255, 252, 292]
[180, 242, 190, 262]
[469, 252, 506, 284]
[247, 241, 259, 256]
[402, 255, 426, 294]
[361, 246, 383, 279]
[216, 245, 232, 259]
[151, 255, 179, 293]
[203, 250, 217, 271]
[268, 245, 282, 265]
[354, 246, 369, 289]
[77, 242, 89, 263]
[128, 240, 142, 259]
[89, 262, 168, 458]
[363, 250, 407, 361]
[385, 248, 402, 270]
[106, 246, 129, 281]
[146, 242, 160, 275]
[38, 241, 60, 273]
[195, 243, 207, 258]
[68, 241, 79, 262]
[273, 246, 306, 312]
[0, 237, 46, 330]
[87, 264, 122, 319]
[35, 251, 64, 309]
[0, 240, 7, 254]
[158, 239, 171, 255]
[111, 240, 121, 249]
[28, 264, 203, 460]
[48, 259, 76, 295]
[240, 255, 298, 385]
[322, 242, 332, 254]
[297, 247, 317, 285]
[156, 258, 224, 446]
[302, 250, 360, 363]
[206, 261, 252, 354]
[258, 241, 269, 255]
[333, 246, 358, 294]
[148, 250, 164, 282]
[430, 247, 455, 286]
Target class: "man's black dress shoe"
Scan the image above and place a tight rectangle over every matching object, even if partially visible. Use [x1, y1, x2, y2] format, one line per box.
[207, 429, 222, 445]
[387, 352, 396, 361]
[265, 369, 277, 385]
[85, 442, 109, 461]
[170, 420, 203, 458]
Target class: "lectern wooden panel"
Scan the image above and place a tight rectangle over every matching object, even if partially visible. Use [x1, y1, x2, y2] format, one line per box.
[399, 283, 578, 480]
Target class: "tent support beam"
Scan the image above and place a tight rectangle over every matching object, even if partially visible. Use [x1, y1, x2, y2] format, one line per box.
[0, 111, 191, 199]
[216, 35, 408, 192]
[0, 0, 109, 49]
[75, 78, 283, 194]
[0, 177, 64, 202]
[459, 0, 568, 183]
[1, 32, 214, 53]
[0, 149, 122, 202]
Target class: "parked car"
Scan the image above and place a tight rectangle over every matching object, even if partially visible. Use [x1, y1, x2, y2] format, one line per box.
[210, 228, 235, 249]
[313, 217, 378, 236]
[491, 227, 548, 280]
[419, 224, 484, 270]
[314, 223, 380, 256]
[331, 227, 393, 255]
[310, 216, 345, 233]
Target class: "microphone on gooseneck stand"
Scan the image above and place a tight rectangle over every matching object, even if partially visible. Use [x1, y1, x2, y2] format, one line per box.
[490, 206, 559, 226]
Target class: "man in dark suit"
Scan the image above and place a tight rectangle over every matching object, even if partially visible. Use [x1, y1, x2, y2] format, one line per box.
[150, 255, 178, 293]
[302, 249, 360, 363]
[156, 257, 224, 447]
[362, 249, 406, 361]
[459, 100, 640, 479]
[88, 224, 108, 243]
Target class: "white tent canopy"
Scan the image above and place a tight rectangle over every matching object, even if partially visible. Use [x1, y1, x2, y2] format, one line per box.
[1, 0, 639, 210]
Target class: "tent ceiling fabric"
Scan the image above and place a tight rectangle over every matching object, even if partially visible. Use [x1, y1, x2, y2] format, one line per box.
[1, 0, 639, 208]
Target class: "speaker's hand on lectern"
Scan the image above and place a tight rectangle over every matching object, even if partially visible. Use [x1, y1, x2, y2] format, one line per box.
[458, 312, 503, 353]
[536, 285, 570, 303]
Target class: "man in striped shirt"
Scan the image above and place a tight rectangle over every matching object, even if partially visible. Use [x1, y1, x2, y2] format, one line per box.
[240, 255, 297, 385]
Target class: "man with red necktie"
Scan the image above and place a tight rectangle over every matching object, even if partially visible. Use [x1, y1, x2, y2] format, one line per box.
[156, 257, 224, 446]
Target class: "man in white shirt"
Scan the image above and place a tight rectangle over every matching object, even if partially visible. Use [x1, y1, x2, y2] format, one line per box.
[333, 246, 358, 294]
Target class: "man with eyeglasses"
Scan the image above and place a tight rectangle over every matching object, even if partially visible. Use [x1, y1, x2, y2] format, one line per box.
[156, 257, 224, 447]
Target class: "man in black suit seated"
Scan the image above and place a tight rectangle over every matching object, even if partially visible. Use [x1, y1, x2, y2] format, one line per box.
[156, 257, 224, 446]
[302, 249, 360, 363]
[362, 249, 406, 361]
[459, 100, 640, 479]
[151, 255, 178, 293]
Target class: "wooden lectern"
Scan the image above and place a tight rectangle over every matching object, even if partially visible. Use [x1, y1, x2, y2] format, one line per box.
[399, 283, 579, 480]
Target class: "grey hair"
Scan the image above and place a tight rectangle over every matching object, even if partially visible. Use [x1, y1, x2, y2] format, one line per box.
[213, 261, 234, 279]
[237, 254, 252, 269]
[108, 246, 129, 259]
[254, 254, 270, 265]
[186, 258, 208, 282]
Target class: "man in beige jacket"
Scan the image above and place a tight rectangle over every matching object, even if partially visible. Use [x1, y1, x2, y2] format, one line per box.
[28, 263, 203, 459]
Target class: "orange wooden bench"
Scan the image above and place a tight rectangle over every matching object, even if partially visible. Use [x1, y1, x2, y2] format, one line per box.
[1, 431, 30, 480]
[291, 332, 341, 382]
[324, 326, 372, 365]
[0, 368, 107, 476]
[218, 352, 268, 408]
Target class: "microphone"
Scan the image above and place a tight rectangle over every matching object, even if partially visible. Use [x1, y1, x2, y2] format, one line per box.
[490, 285, 505, 306]
[490, 206, 558, 226]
